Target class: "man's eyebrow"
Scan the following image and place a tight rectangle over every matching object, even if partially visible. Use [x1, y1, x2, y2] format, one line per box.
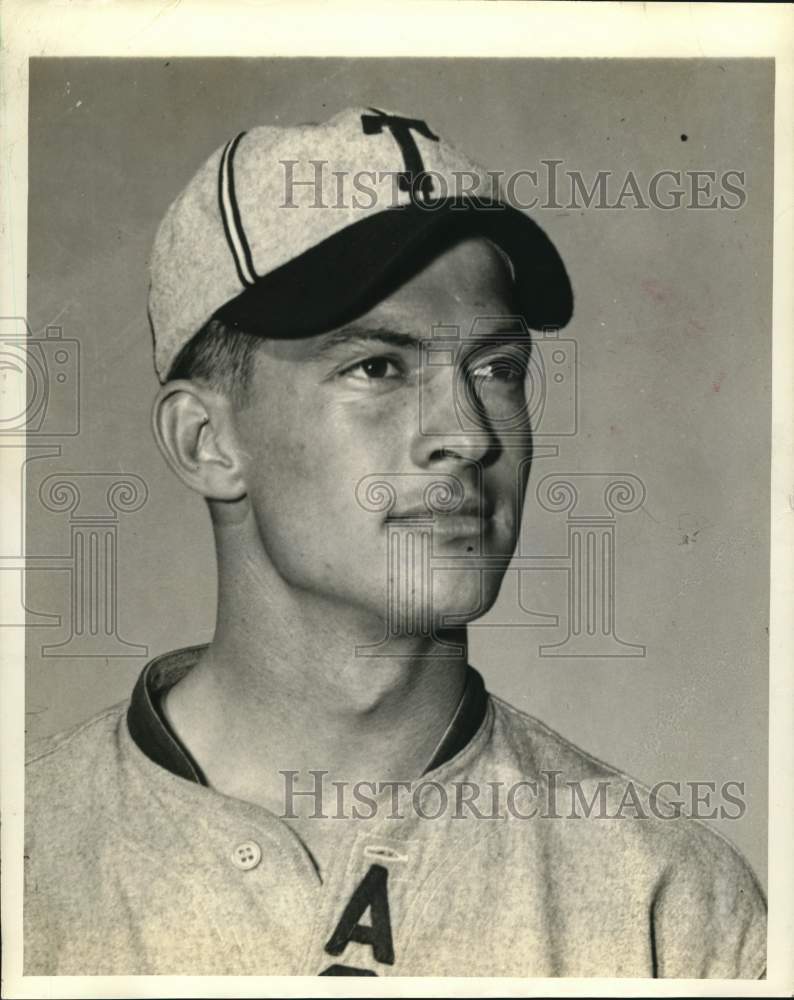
[307, 326, 422, 358]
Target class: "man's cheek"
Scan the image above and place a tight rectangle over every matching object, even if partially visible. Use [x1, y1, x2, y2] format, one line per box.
[251, 421, 320, 477]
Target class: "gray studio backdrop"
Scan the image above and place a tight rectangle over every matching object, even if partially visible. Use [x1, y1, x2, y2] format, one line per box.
[22, 58, 771, 884]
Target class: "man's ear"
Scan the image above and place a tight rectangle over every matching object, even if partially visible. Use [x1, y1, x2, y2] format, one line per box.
[152, 380, 247, 501]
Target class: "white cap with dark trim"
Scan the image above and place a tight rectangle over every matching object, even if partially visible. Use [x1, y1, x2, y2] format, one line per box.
[148, 106, 573, 382]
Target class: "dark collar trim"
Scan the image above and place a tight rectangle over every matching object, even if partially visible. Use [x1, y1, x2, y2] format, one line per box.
[424, 665, 487, 773]
[127, 647, 488, 784]
[126, 645, 209, 785]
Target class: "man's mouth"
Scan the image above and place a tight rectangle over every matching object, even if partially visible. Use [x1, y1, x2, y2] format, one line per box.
[386, 496, 496, 537]
[424, 511, 494, 541]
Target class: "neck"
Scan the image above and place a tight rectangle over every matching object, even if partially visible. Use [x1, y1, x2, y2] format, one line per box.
[163, 510, 469, 812]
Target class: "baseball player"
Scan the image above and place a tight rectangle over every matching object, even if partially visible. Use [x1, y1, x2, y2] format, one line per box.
[25, 107, 766, 978]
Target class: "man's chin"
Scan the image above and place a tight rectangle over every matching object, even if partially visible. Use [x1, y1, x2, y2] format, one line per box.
[427, 568, 507, 625]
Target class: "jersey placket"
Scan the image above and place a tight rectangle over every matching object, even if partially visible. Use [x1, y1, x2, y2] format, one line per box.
[201, 799, 325, 974]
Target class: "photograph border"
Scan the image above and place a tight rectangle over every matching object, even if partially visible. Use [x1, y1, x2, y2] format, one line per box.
[1, 2, 792, 997]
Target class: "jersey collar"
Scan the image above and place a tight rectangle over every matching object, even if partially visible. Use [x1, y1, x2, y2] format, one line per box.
[127, 645, 488, 785]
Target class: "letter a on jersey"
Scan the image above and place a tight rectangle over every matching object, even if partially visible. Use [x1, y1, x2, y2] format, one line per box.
[321, 863, 395, 974]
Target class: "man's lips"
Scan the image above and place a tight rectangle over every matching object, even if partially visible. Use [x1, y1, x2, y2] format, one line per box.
[386, 496, 496, 522]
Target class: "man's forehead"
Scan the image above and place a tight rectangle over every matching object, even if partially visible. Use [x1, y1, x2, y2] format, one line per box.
[404, 235, 516, 297]
[252, 312, 527, 365]
[252, 238, 522, 362]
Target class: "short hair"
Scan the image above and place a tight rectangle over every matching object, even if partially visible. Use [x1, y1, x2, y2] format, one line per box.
[166, 317, 261, 407]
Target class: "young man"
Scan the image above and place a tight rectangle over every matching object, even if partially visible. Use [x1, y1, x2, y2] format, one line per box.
[25, 107, 766, 978]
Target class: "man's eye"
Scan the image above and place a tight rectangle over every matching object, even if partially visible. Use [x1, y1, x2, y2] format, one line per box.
[470, 355, 527, 382]
[343, 357, 403, 381]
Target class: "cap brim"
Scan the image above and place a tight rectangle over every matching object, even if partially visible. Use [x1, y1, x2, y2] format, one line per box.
[213, 199, 573, 339]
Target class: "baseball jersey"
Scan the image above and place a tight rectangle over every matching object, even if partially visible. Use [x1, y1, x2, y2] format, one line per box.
[24, 645, 766, 977]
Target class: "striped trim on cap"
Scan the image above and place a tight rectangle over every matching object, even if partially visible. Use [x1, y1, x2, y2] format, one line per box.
[218, 132, 258, 287]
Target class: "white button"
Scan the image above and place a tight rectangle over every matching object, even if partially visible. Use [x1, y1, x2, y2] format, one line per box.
[231, 841, 262, 871]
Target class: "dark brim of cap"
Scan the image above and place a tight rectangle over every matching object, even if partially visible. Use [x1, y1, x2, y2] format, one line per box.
[213, 199, 573, 340]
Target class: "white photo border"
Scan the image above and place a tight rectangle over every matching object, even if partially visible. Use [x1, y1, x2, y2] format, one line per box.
[1, 2, 791, 997]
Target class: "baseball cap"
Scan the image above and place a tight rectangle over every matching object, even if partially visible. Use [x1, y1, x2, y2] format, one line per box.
[148, 106, 573, 382]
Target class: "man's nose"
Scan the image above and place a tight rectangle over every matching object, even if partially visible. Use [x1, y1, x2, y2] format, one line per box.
[409, 367, 496, 470]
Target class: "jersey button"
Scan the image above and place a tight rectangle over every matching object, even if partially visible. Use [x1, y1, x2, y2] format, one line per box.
[231, 841, 262, 871]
